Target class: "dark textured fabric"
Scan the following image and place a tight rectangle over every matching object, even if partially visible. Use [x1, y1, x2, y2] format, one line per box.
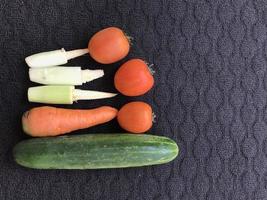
[1, 0, 267, 199]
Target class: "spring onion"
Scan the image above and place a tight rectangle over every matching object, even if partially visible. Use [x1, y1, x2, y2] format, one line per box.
[25, 48, 88, 68]
[28, 86, 117, 104]
[29, 67, 104, 85]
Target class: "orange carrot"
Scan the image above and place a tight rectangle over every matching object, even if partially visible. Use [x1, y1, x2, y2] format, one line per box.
[22, 106, 118, 137]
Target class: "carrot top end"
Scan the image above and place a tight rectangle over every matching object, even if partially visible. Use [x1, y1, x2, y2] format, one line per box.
[22, 111, 32, 136]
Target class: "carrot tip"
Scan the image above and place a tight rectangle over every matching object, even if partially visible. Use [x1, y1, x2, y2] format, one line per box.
[23, 111, 30, 119]
[22, 122, 30, 136]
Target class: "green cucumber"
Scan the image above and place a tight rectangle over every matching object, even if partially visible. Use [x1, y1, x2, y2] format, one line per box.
[13, 134, 178, 169]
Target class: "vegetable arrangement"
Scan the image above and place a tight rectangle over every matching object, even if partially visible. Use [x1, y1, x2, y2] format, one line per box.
[13, 27, 179, 170]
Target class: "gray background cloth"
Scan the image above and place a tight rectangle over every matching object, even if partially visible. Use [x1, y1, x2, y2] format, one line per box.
[1, 0, 267, 199]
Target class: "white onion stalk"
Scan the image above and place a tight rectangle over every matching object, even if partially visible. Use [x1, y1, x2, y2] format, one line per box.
[28, 86, 117, 104]
[25, 48, 88, 68]
[29, 67, 104, 85]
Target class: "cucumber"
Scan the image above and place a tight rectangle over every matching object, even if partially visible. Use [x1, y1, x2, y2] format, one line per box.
[13, 134, 179, 169]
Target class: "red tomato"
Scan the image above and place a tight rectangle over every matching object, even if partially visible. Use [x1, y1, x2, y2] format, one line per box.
[117, 101, 153, 133]
[114, 59, 154, 96]
[88, 27, 130, 64]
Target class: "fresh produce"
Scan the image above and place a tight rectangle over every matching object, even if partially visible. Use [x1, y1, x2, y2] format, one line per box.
[88, 27, 130, 64]
[13, 134, 179, 169]
[114, 59, 154, 96]
[25, 48, 89, 68]
[28, 85, 117, 104]
[22, 106, 118, 137]
[15, 24, 178, 171]
[117, 101, 153, 133]
[29, 67, 104, 85]
[25, 27, 130, 67]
